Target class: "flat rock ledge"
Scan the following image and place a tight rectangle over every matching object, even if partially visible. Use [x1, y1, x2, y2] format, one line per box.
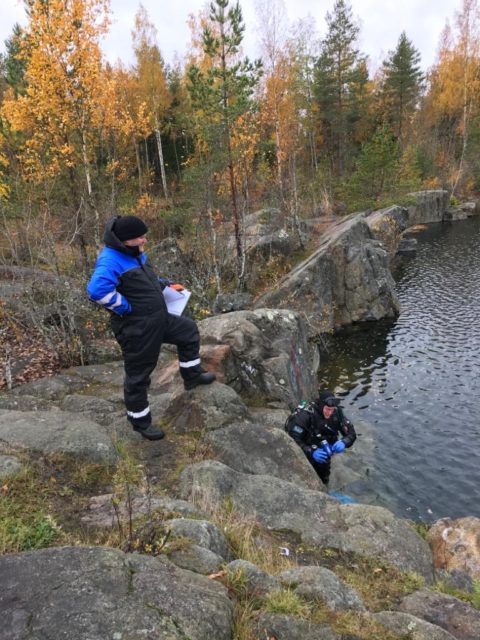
[0, 410, 117, 463]
[179, 460, 435, 581]
[0, 546, 233, 640]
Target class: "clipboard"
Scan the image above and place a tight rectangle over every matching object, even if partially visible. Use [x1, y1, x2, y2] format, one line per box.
[162, 286, 191, 316]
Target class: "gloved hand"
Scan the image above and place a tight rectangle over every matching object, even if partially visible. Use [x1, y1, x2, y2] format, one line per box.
[170, 283, 185, 291]
[312, 448, 330, 463]
[331, 440, 346, 454]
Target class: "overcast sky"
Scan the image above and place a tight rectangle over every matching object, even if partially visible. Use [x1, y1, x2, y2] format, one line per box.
[1, 0, 461, 72]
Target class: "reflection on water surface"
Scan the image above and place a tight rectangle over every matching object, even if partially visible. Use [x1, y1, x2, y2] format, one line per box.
[320, 217, 480, 521]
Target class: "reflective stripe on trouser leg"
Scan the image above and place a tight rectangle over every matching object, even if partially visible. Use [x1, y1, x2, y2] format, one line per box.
[127, 406, 150, 419]
[178, 358, 201, 368]
[126, 405, 151, 429]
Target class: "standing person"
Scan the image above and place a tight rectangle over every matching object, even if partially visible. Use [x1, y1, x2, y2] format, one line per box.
[285, 389, 356, 485]
[87, 215, 216, 441]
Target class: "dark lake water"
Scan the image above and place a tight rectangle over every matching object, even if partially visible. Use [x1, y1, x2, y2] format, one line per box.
[320, 217, 480, 522]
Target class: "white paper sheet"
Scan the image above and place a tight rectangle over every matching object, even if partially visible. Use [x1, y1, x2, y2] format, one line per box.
[162, 286, 191, 316]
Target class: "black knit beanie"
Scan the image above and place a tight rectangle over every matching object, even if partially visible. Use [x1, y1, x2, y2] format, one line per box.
[113, 216, 148, 241]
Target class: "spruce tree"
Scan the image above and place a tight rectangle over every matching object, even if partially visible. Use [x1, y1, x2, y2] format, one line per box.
[346, 125, 400, 209]
[381, 31, 423, 142]
[187, 0, 261, 290]
[3, 24, 28, 97]
[314, 0, 368, 176]
[345, 125, 421, 211]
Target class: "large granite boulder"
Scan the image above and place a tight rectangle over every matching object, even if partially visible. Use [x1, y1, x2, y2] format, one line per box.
[10, 374, 86, 400]
[226, 559, 281, 596]
[198, 309, 319, 406]
[242, 208, 298, 266]
[205, 420, 324, 491]
[213, 292, 252, 314]
[80, 494, 206, 528]
[253, 215, 399, 334]
[166, 544, 225, 575]
[255, 613, 340, 640]
[64, 361, 126, 388]
[0, 546, 233, 640]
[164, 518, 232, 561]
[151, 237, 196, 286]
[444, 202, 479, 221]
[179, 461, 434, 580]
[0, 410, 117, 463]
[365, 205, 409, 258]
[373, 611, 457, 640]
[164, 383, 250, 433]
[279, 566, 366, 611]
[427, 516, 480, 581]
[398, 588, 480, 640]
[0, 454, 23, 478]
[0, 394, 55, 411]
[59, 394, 120, 426]
[406, 190, 450, 225]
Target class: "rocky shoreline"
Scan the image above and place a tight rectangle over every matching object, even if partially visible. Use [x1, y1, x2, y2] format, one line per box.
[1, 193, 480, 639]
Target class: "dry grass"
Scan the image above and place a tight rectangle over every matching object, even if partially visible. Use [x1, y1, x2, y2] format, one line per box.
[0, 452, 116, 553]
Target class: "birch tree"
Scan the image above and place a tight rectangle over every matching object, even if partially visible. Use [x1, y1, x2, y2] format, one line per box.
[131, 5, 171, 199]
[1, 0, 111, 251]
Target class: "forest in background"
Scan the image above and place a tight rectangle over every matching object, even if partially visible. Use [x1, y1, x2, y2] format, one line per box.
[0, 0, 479, 295]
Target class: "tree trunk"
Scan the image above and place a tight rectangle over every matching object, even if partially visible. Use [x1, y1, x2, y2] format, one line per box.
[452, 36, 471, 196]
[81, 127, 100, 247]
[134, 139, 143, 194]
[289, 151, 304, 249]
[67, 164, 89, 265]
[207, 207, 222, 295]
[154, 117, 168, 199]
[219, 22, 244, 291]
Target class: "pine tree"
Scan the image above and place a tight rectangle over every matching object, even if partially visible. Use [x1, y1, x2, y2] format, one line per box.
[187, 0, 261, 290]
[314, 0, 368, 176]
[381, 32, 423, 142]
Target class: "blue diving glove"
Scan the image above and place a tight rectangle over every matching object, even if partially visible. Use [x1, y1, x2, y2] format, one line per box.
[312, 448, 330, 463]
[331, 440, 346, 454]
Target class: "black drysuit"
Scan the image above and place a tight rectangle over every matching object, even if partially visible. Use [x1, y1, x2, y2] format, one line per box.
[286, 401, 356, 484]
[87, 219, 202, 429]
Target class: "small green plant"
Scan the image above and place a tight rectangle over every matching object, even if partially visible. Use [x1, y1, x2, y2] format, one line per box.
[227, 567, 252, 600]
[473, 581, 480, 609]
[111, 441, 147, 547]
[11, 515, 60, 551]
[264, 589, 312, 618]
[412, 521, 430, 539]
[435, 578, 480, 610]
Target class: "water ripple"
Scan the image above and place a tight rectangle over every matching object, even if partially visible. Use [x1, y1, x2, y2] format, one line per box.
[321, 218, 480, 521]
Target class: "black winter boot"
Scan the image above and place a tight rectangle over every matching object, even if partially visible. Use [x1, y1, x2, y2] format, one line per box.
[183, 370, 216, 391]
[133, 424, 165, 440]
[128, 413, 165, 441]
